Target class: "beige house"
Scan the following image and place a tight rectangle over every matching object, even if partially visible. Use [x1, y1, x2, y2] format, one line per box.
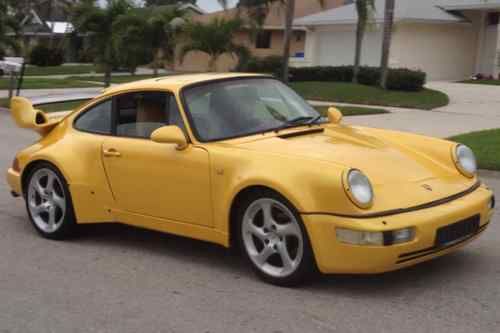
[294, 0, 500, 81]
[176, 0, 347, 71]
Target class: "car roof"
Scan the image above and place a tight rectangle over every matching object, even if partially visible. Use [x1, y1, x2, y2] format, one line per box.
[101, 73, 269, 96]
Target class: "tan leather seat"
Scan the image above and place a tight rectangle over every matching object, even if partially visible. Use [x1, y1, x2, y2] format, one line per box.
[136, 99, 165, 137]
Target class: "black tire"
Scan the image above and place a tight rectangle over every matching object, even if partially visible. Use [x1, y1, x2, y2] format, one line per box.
[24, 162, 78, 240]
[235, 189, 316, 287]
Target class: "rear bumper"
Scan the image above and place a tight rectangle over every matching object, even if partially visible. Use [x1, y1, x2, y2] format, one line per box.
[302, 184, 494, 274]
[6, 168, 22, 197]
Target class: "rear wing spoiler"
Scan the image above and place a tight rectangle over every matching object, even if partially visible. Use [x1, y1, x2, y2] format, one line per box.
[10, 97, 60, 136]
[10, 93, 97, 136]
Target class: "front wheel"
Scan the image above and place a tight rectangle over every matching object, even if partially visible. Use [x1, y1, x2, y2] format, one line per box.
[25, 163, 77, 240]
[237, 190, 316, 287]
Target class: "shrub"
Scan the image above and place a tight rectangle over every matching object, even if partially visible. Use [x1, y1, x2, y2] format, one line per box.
[289, 66, 426, 91]
[29, 45, 65, 67]
[240, 55, 284, 77]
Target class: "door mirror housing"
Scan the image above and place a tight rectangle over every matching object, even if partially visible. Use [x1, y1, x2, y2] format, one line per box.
[327, 107, 343, 124]
[150, 125, 188, 150]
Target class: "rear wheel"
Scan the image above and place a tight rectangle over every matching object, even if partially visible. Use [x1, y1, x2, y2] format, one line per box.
[25, 163, 77, 239]
[237, 190, 316, 286]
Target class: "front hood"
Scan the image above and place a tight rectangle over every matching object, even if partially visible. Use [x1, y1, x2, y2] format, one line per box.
[228, 125, 476, 211]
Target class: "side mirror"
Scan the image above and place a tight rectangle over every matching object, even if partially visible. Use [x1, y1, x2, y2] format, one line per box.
[327, 107, 343, 124]
[150, 125, 188, 150]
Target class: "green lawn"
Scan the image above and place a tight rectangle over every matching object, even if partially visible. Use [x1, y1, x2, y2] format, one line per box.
[37, 100, 90, 113]
[449, 129, 500, 171]
[0, 98, 89, 112]
[460, 80, 500, 86]
[24, 64, 101, 76]
[314, 105, 389, 117]
[0, 77, 102, 90]
[69, 74, 156, 84]
[291, 82, 449, 110]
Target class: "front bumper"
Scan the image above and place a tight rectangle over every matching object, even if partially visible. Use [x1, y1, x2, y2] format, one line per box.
[6, 167, 22, 197]
[302, 185, 494, 274]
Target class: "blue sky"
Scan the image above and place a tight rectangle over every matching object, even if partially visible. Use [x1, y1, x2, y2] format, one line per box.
[197, 0, 237, 12]
[97, 0, 237, 13]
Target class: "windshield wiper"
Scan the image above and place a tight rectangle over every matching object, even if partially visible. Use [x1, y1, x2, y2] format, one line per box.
[306, 115, 323, 125]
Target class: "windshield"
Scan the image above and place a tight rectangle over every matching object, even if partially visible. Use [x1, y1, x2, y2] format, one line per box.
[182, 78, 323, 142]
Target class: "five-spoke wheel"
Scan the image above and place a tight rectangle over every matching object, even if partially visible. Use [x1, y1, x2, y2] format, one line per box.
[238, 190, 315, 286]
[25, 163, 77, 239]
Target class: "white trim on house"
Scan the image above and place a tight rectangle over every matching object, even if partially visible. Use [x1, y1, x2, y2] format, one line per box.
[438, 0, 500, 10]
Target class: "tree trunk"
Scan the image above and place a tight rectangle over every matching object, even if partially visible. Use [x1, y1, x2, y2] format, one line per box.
[353, 18, 366, 84]
[153, 50, 159, 77]
[208, 55, 218, 72]
[281, 0, 296, 83]
[380, 0, 395, 89]
[48, 0, 56, 49]
[104, 65, 112, 87]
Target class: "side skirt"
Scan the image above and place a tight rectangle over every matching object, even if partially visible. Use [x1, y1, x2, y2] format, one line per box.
[112, 209, 229, 248]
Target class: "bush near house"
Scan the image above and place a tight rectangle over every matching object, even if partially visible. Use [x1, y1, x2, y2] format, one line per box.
[289, 66, 426, 92]
[30, 45, 65, 67]
[242, 56, 284, 76]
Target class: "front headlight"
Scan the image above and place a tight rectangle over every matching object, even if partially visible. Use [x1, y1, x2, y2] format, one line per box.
[344, 169, 374, 208]
[453, 144, 477, 177]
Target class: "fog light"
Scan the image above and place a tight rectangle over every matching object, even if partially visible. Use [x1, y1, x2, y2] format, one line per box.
[389, 228, 415, 245]
[336, 228, 383, 246]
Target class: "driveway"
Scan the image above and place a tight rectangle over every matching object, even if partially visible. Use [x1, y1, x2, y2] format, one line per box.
[0, 98, 500, 333]
[322, 82, 500, 138]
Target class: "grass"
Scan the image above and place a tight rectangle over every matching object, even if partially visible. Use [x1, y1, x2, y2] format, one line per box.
[0, 98, 89, 112]
[449, 129, 500, 171]
[68, 74, 156, 84]
[314, 105, 389, 116]
[0, 77, 102, 89]
[37, 100, 90, 113]
[24, 64, 101, 76]
[291, 82, 449, 110]
[459, 80, 500, 86]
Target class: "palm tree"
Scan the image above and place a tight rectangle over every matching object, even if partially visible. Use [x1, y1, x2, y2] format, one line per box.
[71, 0, 133, 87]
[353, 0, 375, 83]
[180, 18, 250, 72]
[236, 0, 324, 83]
[0, 1, 19, 58]
[147, 6, 187, 76]
[112, 14, 153, 75]
[379, 0, 395, 89]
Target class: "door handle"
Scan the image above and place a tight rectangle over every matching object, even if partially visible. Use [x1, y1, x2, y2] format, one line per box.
[103, 148, 121, 157]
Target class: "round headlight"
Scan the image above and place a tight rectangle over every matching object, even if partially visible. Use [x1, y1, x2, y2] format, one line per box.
[345, 169, 374, 208]
[454, 144, 477, 177]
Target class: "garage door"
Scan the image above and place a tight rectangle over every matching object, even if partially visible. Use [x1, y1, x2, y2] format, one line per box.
[317, 29, 383, 67]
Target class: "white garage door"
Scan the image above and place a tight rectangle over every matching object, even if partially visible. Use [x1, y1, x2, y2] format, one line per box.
[317, 29, 383, 67]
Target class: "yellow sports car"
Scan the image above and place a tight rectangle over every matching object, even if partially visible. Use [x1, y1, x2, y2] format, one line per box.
[6, 73, 495, 286]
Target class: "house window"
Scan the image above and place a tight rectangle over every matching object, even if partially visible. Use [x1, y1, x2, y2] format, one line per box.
[488, 12, 499, 26]
[255, 31, 272, 49]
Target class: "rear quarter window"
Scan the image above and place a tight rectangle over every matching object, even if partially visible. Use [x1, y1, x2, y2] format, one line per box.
[74, 100, 112, 135]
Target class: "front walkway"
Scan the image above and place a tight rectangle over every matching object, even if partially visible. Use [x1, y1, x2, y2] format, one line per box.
[313, 82, 500, 138]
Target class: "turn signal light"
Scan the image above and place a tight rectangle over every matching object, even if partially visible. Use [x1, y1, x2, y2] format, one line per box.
[12, 158, 20, 172]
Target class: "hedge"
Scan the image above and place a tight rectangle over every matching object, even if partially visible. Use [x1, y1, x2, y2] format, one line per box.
[30, 45, 65, 67]
[289, 66, 426, 91]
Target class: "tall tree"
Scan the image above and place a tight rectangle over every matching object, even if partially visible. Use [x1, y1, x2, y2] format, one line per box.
[353, 0, 375, 83]
[71, 0, 133, 87]
[236, 0, 324, 83]
[379, 0, 395, 89]
[144, 0, 196, 6]
[180, 18, 250, 72]
[147, 6, 187, 76]
[0, 1, 20, 58]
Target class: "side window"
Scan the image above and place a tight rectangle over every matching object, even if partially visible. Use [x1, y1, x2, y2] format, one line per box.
[74, 100, 112, 134]
[115, 92, 185, 139]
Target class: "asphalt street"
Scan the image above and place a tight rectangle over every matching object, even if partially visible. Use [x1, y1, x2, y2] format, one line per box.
[0, 110, 499, 333]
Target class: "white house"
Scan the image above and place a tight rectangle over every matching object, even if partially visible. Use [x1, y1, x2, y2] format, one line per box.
[293, 0, 500, 81]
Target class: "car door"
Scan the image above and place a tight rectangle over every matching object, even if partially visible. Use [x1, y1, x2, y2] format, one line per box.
[101, 91, 213, 227]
